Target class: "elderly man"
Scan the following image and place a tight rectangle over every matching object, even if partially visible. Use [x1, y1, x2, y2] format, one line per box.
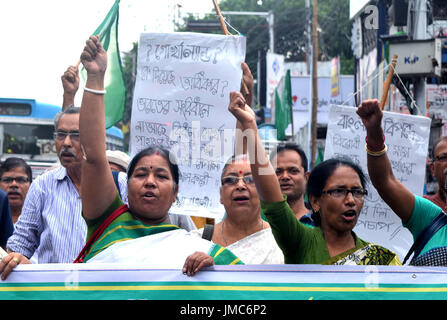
[1, 106, 129, 274]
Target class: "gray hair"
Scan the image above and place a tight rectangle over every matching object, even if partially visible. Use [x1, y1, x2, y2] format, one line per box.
[54, 105, 81, 129]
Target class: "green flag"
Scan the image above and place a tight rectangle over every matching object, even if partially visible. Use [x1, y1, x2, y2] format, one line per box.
[82, 0, 126, 129]
[314, 145, 324, 167]
[274, 70, 292, 140]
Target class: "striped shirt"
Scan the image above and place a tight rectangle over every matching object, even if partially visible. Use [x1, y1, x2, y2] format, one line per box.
[6, 166, 128, 263]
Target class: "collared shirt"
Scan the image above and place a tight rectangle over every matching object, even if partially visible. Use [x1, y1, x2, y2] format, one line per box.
[299, 211, 315, 226]
[424, 191, 447, 212]
[7, 166, 128, 263]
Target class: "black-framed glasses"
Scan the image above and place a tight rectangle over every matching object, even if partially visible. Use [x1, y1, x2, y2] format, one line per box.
[0, 176, 29, 184]
[54, 130, 80, 141]
[221, 175, 254, 186]
[435, 155, 447, 163]
[322, 188, 368, 199]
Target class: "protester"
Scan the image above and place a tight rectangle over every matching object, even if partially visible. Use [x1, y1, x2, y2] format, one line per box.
[357, 99, 447, 266]
[425, 136, 447, 211]
[0, 157, 32, 224]
[270, 143, 314, 225]
[227, 91, 401, 265]
[191, 154, 284, 264]
[75, 35, 241, 276]
[61, 65, 80, 111]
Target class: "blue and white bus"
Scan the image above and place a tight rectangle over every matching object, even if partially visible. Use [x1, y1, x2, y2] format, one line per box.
[0, 97, 124, 178]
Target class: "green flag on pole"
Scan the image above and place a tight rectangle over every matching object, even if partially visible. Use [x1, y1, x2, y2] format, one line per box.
[82, 0, 126, 129]
[274, 70, 292, 140]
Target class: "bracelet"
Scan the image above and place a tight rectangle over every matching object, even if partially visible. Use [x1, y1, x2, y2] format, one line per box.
[365, 133, 385, 152]
[83, 87, 106, 95]
[365, 143, 387, 156]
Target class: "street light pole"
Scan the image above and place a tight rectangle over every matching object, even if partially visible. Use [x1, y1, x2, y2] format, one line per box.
[411, 0, 428, 116]
[311, 0, 319, 168]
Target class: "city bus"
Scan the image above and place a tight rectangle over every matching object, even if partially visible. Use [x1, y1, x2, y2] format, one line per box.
[0, 97, 124, 178]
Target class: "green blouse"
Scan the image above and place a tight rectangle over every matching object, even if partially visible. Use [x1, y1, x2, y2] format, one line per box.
[261, 197, 394, 265]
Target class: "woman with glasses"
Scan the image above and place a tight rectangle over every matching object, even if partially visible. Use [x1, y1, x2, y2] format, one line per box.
[191, 154, 284, 264]
[357, 99, 447, 266]
[0, 158, 32, 224]
[227, 91, 400, 265]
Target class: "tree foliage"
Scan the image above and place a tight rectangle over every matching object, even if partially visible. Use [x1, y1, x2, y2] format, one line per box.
[179, 0, 354, 76]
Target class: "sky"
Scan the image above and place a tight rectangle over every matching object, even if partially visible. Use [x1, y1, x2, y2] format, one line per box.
[0, 0, 215, 107]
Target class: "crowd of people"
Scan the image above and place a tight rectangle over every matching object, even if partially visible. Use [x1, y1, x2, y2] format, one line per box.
[1, 35, 447, 280]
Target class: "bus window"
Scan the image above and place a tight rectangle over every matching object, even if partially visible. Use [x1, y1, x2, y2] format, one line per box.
[0, 102, 31, 116]
[1, 123, 55, 156]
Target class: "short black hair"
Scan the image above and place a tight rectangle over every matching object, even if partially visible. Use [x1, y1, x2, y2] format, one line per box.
[271, 142, 308, 172]
[0, 157, 32, 183]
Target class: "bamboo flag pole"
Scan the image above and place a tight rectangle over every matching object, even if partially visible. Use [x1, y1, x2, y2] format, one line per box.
[379, 54, 398, 111]
[212, 0, 250, 97]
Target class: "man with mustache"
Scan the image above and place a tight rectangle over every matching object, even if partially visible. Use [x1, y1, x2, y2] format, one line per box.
[0, 157, 32, 224]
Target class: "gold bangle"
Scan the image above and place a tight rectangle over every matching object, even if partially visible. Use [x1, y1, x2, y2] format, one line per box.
[365, 143, 387, 156]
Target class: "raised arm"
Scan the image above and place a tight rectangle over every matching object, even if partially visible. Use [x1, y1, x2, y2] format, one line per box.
[356, 99, 414, 223]
[235, 62, 254, 155]
[79, 35, 116, 219]
[228, 91, 283, 203]
[61, 65, 79, 111]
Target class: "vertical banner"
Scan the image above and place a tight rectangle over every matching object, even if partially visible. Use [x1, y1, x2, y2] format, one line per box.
[330, 56, 340, 98]
[130, 32, 246, 219]
[324, 105, 431, 260]
[266, 52, 285, 111]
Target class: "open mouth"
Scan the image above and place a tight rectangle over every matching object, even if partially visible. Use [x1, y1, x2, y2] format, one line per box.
[342, 210, 357, 222]
[233, 195, 250, 204]
[142, 192, 157, 201]
[61, 152, 75, 159]
[280, 184, 293, 190]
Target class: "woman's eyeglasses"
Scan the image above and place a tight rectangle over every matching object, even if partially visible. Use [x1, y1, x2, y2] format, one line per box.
[321, 188, 368, 199]
[221, 175, 254, 186]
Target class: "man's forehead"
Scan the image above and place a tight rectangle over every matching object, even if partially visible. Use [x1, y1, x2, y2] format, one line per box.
[435, 139, 447, 156]
[274, 150, 303, 166]
[57, 113, 80, 129]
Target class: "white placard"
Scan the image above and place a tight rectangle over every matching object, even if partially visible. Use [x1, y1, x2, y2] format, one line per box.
[130, 32, 246, 219]
[324, 105, 431, 260]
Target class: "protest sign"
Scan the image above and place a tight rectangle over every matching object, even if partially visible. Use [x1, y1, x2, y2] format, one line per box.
[129, 32, 246, 219]
[324, 105, 431, 260]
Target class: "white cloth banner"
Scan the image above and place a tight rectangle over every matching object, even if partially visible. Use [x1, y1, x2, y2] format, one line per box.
[324, 105, 431, 260]
[129, 32, 246, 219]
